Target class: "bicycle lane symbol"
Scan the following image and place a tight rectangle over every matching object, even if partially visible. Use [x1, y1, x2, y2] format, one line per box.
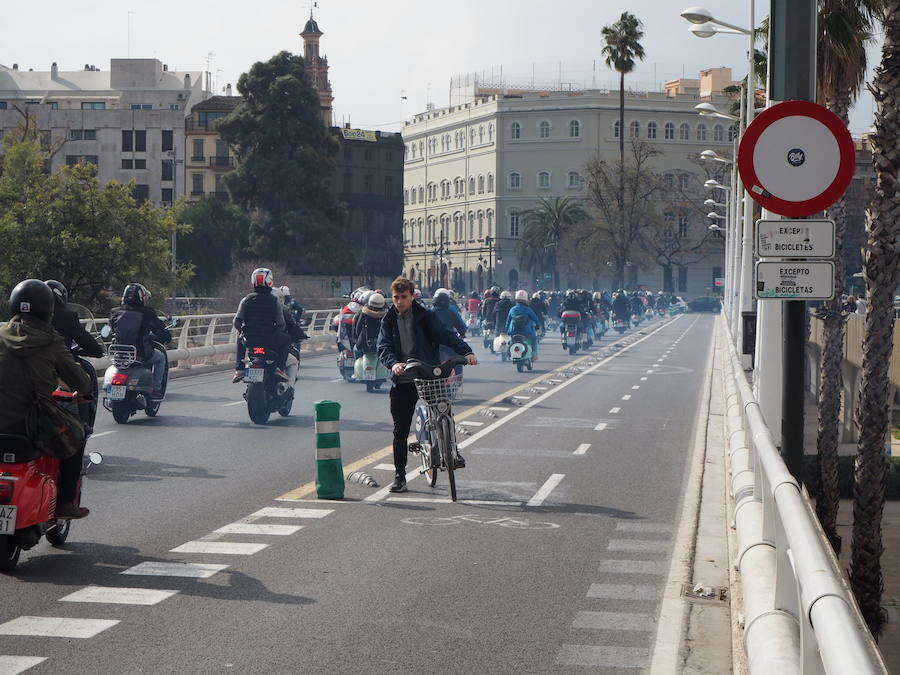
[401, 514, 560, 530]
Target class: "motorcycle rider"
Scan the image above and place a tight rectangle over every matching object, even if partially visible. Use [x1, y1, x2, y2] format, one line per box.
[44, 280, 104, 359]
[431, 288, 467, 337]
[353, 292, 387, 357]
[630, 291, 644, 321]
[507, 290, 543, 361]
[377, 277, 478, 493]
[232, 268, 291, 383]
[280, 286, 306, 327]
[530, 291, 549, 329]
[466, 291, 481, 318]
[493, 290, 515, 336]
[110, 283, 171, 400]
[0, 280, 92, 519]
[480, 287, 500, 341]
[612, 290, 632, 327]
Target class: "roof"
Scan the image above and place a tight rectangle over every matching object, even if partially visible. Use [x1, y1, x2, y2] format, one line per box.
[191, 95, 242, 113]
[0, 61, 202, 95]
[302, 18, 322, 35]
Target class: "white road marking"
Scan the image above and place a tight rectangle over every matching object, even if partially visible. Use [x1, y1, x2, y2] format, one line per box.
[89, 430, 116, 439]
[586, 583, 659, 600]
[386, 496, 522, 506]
[597, 559, 667, 575]
[0, 617, 119, 639]
[594, 422, 608, 431]
[512, 395, 531, 400]
[222, 401, 244, 407]
[556, 645, 650, 668]
[640, 376, 648, 381]
[373, 463, 396, 471]
[646, 369, 655, 374]
[621, 394, 632, 401]
[609, 407, 620, 414]
[489, 406, 512, 412]
[607, 539, 669, 553]
[458, 420, 484, 427]
[251, 507, 334, 519]
[0, 656, 47, 674]
[632, 385, 640, 390]
[329, 378, 344, 383]
[170, 541, 269, 555]
[526, 474, 565, 507]
[531, 386, 549, 390]
[363, 468, 420, 503]
[59, 586, 178, 606]
[573, 610, 654, 632]
[214, 523, 303, 536]
[121, 562, 228, 578]
[616, 522, 673, 534]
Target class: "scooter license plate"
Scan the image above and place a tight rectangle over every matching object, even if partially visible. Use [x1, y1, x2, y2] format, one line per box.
[108, 385, 126, 401]
[244, 368, 265, 383]
[364, 369, 376, 381]
[0, 505, 16, 535]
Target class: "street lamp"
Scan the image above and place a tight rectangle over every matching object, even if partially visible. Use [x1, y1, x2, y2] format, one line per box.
[700, 149, 733, 164]
[680, 7, 750, 34]
[704, 179, 730, 192]
[704, 198, 727, 208]
[695, 102, 740, 122]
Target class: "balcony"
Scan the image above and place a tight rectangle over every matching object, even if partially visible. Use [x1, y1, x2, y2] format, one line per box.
[184, 118, 221, 133]
[209, 156, 235, 169]
[190, 190, 204, 197]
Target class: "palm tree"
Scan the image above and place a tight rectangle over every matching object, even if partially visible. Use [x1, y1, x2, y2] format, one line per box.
[815, 0, 876, 556]
[849, 0, 900, 639]
[602, 12, 646, 211]
[518, 197, 589, 289]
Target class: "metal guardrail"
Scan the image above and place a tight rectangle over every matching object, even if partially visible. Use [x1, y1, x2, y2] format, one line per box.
[82, 309, 341, 371]
[721, 318, 887, 674]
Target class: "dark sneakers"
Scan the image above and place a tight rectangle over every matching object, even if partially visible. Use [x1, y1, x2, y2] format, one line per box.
[454, 453, 466, 470]
[55, 503, 90, 520]
[388, 477, 407, 493]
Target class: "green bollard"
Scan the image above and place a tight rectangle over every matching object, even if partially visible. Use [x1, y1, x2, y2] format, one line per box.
[314, 400, 344, 499]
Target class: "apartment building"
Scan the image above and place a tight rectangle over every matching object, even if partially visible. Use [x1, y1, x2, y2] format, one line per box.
[184, 93, 241, 203]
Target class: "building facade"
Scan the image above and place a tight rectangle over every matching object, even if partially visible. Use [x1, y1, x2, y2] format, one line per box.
[184, 94, 242, 203]
[402, 68, 737, 298]
[0, 59, 207, 206]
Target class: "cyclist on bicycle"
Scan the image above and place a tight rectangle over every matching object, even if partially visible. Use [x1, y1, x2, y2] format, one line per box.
[377, 277, 478, 493]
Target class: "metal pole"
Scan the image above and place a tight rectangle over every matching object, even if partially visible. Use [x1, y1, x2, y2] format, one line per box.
[736, 0, 756, 368]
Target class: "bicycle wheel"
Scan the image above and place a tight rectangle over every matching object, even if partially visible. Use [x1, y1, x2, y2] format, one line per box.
[421, 442, 438, 487]
[439, 416, 457, 502]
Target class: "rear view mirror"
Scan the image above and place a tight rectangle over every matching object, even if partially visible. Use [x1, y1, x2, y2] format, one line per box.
[88, 452, 103, 465]
[100, 325, 112, 339]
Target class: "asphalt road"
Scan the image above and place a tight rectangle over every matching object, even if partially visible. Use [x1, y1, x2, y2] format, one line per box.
[0, 312, 716, 675]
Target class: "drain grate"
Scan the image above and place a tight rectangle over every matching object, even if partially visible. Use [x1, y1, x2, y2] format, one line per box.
[681, 583, 729, 603]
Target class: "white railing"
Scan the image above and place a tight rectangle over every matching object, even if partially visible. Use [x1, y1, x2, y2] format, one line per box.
[83, 309, 341, 371]
[721, 318, 887, 674]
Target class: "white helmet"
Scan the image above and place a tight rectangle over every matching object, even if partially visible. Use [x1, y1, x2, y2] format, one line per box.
[434, 287, 450, 299]
[359, 290, 374, 306]
[272, 287, 284, 304]
[500, 290, 513, 300]
[251, 268, 274, 289]
[515, 290, 529, 302]
[367, 292, 386, 309]
[531, 292, 541, 299]
[279, 285, 291, 297]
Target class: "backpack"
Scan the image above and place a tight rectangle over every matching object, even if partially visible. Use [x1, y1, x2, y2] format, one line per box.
[511, 313, 528, 331]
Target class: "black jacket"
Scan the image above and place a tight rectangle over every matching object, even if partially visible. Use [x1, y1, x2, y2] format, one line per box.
[234, 288, 285, 344]
[481, 296, 499, 323]
[110, 304, 172, 360]
[612, 295, 631, 318]
[52, 303, 104, 358]
[494, 298, 514, 330]
[353, 307, 386, 353]
[377, 301, 471, 376]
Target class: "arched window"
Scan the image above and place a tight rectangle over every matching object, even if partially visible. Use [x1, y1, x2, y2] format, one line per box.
[679, 123, 690, 140]
[677, 212, 689, 238]
[508, 269, 519, 290]
[469, 176, 476, 194]
[538, 171, 551, 188]
[664, 174, 675, 188]
[487, 210, 494, 237]
[509, 172, 521, 190]
[404, 189, 409, 205]
[468, 212, 475, 240]
[418, 186, 424, 202]
[510, 122, 521, 139]
[679, 174, 690, 191]
[630, 120, 640, 138]
[728, 125, 737, 142]
[417, 219, 423, 244]
[539, 120, 551, 138]
[647, 121, 658, 139]
[479, 126, 484, 143]
[663, 212, 674, 239]
[478, 175, 485, 193]
[713, 124, 724, 142]
[488, 123, 494, 141]
[569, 120, 581, 138]
[470, 128, 475, 145]
[614, 120, 621, 138]
[487, 173, 494, 192]
[509, 210, 521, 237]
[418, 141, 424, 156]
[567, 171, 581, 189]
[696, 124, 707, 141]
[477, 211, 484, 239]
[664, 122, 675, 140]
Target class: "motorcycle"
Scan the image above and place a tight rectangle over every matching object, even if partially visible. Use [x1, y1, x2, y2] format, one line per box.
[583, 319, 596, 350]
[613, 314, 629, 334]
[243, 340, 300, 424]
[509, 334, 534, 373]
[482, 320, 495, 351]
[632, 309, 644, 327]
[560, 310, 583, 356]
[0, 389, 103, 572]
[465, 313, 482, 337]
[353, 352, 389, 393]
[101, 322, 173, 424]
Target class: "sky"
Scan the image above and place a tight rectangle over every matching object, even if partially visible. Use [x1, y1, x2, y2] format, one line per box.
[1, 0, 878, 135]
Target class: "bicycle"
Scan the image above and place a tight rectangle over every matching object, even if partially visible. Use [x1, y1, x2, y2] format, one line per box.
[406, 356, 468, 502]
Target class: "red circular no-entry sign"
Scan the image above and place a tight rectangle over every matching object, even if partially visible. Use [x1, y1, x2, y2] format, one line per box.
[737, 100, 856, 217]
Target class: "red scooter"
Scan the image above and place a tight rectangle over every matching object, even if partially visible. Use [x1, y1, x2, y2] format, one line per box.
[0, 390, 102, 572]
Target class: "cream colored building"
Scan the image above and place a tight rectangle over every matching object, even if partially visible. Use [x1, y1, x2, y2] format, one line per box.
[402, 68, 738, 298]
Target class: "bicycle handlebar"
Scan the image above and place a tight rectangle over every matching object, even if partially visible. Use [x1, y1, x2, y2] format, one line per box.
[404, 356, 469, 380]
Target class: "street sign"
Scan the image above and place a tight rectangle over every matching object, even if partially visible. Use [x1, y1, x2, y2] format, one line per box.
[755, 261, 835, 300]
[756, 219, 835, 258]
[738, 101, 855, 217]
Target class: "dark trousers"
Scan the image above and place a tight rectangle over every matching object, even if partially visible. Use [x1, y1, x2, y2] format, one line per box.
[390, 382, 419, 478]
[58, 445, 84, 504]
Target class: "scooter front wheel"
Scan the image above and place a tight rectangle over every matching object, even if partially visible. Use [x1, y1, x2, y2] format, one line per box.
[46, 520, 71, 546]
[111, 401, 131, 424]
[0, 534, 21, 572]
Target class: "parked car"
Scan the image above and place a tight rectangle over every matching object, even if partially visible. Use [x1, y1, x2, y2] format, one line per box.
[687, 296, 722, 313]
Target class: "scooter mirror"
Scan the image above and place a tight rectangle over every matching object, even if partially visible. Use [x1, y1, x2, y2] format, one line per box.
[88, 452, 103, 465]
[100, 325, 112, 339]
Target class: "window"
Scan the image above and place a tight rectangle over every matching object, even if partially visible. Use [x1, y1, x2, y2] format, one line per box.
[404, 189, 409, 205]
[169, 104, 180, 110]
[510, 210, 521, 237]
[191, 173, 204, 195]
[679, 174, 690, 191]
[364, 174, 373, 194]
[677, 213, 689, 238]
[713, 124, 724, 142]
[539, 120, 551, 138]
[697, 124, 707, 141]
[678, 266, 688, 292]
[728, 125, 737, 142]
[66, 155, 98, 167]
[679, 123, 690, 141]
[417, 220, 423, 245]
[477, 211, 484, 239]
[418, 186, 424, 202]
[122, 130, 147, 152]
[647, 121, 658, 139]
[132, 184, 150, 203]
[162, 160, 174, 181]
[478, 175, 484, 193]
[538, 171, 551, 189]
[0, 102, 6, 110]
[469, 176, 476, 194]
[161, 188, 173, 205]
[664, 122, 675, 140]
[191, 138, 204, 160]
[569, 120, 581, 138]
[81, 102, 105, 110]
[69, 129, 97, 141]
[469, 212, 475, 240]
[385, 175, 394, 197]
[162, 130, 173, 152]
[510, 122, 521, 139]
[614, 120, 621, 138]
[630, 121, 640, 138]
[568, 171, 581, 189]
[488, 124, 494, 141]
[664, 174, 674, 188]
[470, 128, 475, 145]
[509, 172, 521, 190]
[121, 158, 147, 169]
[131, 104, 152, 110]
[487, 173, 494, 192]
[479, 126, 484, 144]
[663, 212, 675, 238]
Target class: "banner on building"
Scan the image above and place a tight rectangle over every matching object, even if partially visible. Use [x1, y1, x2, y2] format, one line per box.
[341, 128, 377, 142]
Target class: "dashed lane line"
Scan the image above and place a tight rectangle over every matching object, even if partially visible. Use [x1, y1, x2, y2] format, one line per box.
[59, 587, 178, 606]
[0, 656, 47, 674]
[89, 430, 116, 439]
[0, 617, 120, 639]
[526, 473, 565, 507]
[632, 385, 640, 389]
[609, 407, 621, 414]
[573, 443, 591, 455]
[594, 422, 608, 431]
[621, 394, 632, 401]
[120, 562, 228, 578]
[214, 523, 303, 536]
[169, 542, 269, 555]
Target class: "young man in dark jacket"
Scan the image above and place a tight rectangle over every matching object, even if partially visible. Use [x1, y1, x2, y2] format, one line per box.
[45, 280, 104, 358]
[377, 277, 477, 493]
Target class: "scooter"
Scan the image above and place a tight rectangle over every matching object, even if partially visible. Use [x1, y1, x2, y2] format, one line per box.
[509, 334, 534, 373]
[613, 314, 629, 334]
[560, 310, 583, 355]
[0, 389, 102, 572]
[102, 326, 171, 424]
[493, 333, 511, 361]
[336, 346, 356, 382]
[482, 320, 495, 351]
[243, 341, 300, 424]
[353, 352, 389, 393]
[465, 313, 482, 337]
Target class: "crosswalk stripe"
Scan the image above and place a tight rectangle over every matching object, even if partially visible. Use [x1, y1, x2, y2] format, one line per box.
[586, 583, 659, 600]
[0, 656, 47, 674]
[0, 617, 119, 639]
[121, 562, 228, 578]
[59, 586, 178, 606]
[572, 610, 654, 632]
[214, 523, 303, 536]
[251, 507, 333, 519]
[597, 560, 667, 575]
[556, 645, 650, 668]
[607, 539, 669, 553]
[170, 541, 268, 555]
[615, 522, 673, 534]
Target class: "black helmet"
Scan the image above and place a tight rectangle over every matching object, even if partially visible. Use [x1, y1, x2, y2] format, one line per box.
[44, 279, 68, 305]
[122, 283, 151, 307]
[9, 279, 54, 321]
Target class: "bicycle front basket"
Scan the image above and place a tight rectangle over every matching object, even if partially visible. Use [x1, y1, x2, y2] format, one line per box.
[413, 377, 461, 406]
